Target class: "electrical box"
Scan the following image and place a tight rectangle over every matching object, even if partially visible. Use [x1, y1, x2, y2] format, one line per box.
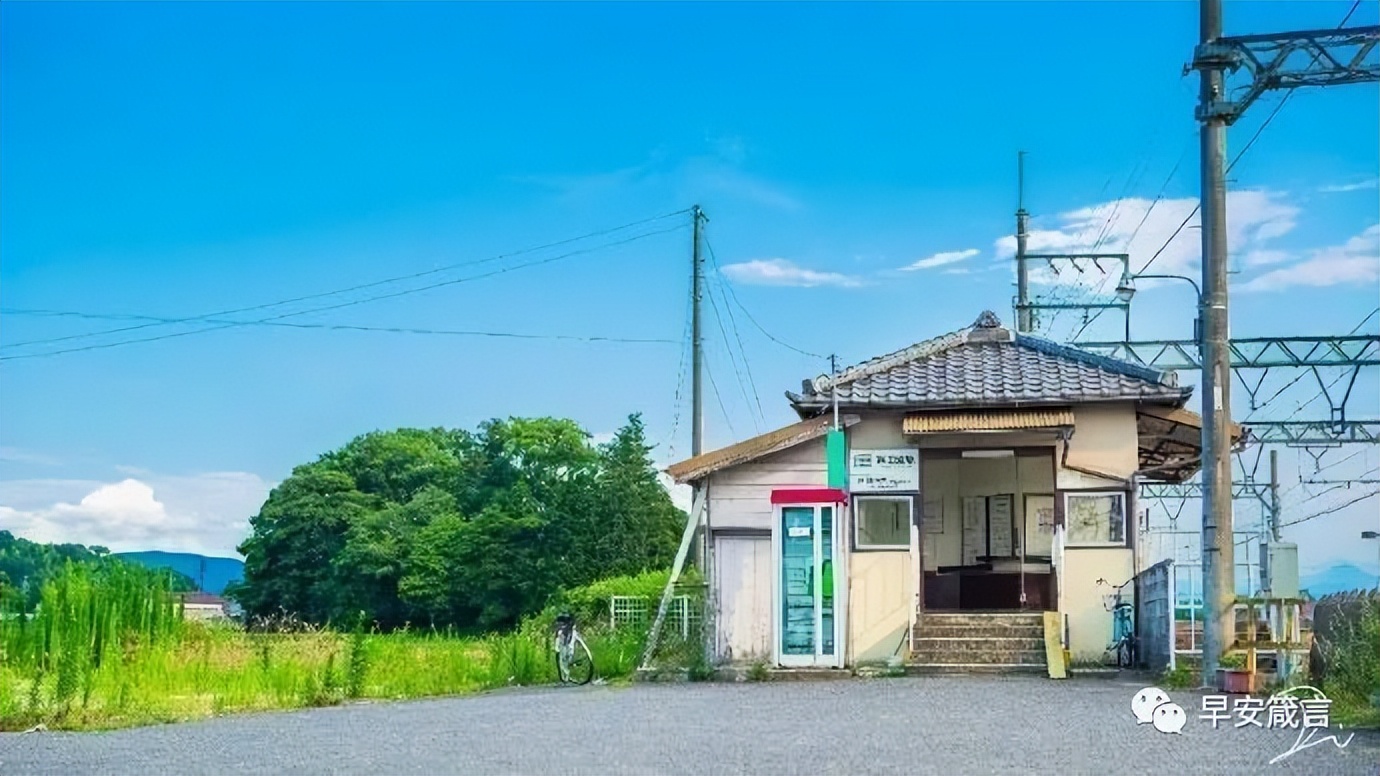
[1262, 542, 1299, 599]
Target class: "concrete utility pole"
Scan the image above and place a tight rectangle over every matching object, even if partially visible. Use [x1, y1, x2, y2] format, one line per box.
[1269, 449, 1281, 542]
[1196, 0, 1234, 688]
[691, 205, 705, 459]
[1015, 152, 1032, 334]
[1189, 0, 1378, 686]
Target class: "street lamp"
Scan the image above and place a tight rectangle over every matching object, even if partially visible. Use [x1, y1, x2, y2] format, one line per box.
[1115, 273, 1204, 343]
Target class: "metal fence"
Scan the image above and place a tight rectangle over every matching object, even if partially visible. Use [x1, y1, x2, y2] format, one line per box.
[610, 594, 701, 639]
[1138, 529, 1263, 657]
[1134, 559, 1175, 672]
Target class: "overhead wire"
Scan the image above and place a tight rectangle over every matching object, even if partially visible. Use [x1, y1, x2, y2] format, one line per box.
[1279, 488, 1379, 529]
[1, 224, 686, 362]
[1, 208, 691, 351]
[1131, 0, 1363, 282]
[0, 309, 680, 344]
[703, 237, 828, 360]
[1067, 129, 1199, 343]
[705, 277, 763, 434]
[704, 358, 737, 439]
[703, 240, 767, 427]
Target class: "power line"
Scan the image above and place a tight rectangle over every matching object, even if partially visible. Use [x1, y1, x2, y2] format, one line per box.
[0, 310, 680, 344]
[1, 225, 685, 362]
[705, 278, 763, 434]
[1279, 488, 1379, 529]
[703, 237, 828, 359]
[2, 209, 691, 351]
[1067, 130, 1199, 343]
[703, 246, 766, 427]
[703, 357, 737, 439]
[1132, 0, 1363, 280]
[658, 291, 695, 459]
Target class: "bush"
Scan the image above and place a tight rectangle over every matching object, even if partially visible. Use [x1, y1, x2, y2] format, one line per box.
[1315, 595, 1380, 726]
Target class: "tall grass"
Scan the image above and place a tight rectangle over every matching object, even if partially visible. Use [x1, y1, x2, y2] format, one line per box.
[0, 565, 655, 731]
[1316, 596, 1380, 727]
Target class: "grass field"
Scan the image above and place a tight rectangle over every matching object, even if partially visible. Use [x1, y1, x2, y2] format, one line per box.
[0, 564, 652, 731]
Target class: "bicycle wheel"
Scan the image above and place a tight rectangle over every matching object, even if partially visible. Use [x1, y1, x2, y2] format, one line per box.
[1118, 638, 1134, 669]
[565, 634, 594, 686]
[554, 639, 571, 684]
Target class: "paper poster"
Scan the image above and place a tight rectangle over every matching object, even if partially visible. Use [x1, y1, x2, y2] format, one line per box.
[923, 498, 944, 534]
[962, 496, 987, 566]
[988, 494, 1014, 557]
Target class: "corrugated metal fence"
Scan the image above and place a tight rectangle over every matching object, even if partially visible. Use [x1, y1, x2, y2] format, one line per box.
[1134, 559, 1175, 672]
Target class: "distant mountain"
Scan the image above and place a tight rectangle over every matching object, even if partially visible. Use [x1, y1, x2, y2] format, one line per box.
[115, 551, 244, 595]
[1301, 563, 1379, 597]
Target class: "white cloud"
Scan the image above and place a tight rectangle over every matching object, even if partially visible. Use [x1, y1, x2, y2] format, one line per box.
[0, 472, 273, 557]
[0, 447, 61, 466]
[1241, 249, 1291, 268]
[901, 248, 979, 271]
[1319, 178, 1379, 194]
[588, 432, 617, 447]
[942, 268, 972, 275]
[1239, 224, 1380, 293]
[992, 190, 1300, 289]
[721, 258, 864, 288]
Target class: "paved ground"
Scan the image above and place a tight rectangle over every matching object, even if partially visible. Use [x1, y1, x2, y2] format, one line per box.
[2, 676, 1378, 775]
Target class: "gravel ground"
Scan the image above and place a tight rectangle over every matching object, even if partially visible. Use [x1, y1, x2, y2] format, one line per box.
[2, 675, 1378, 775]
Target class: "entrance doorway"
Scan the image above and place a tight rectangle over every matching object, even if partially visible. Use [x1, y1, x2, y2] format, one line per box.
[774, 504, 842, 667]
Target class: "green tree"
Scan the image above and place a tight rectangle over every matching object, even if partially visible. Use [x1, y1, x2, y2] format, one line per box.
[235, 465, 378, 622]
[231, 415, 686, 632]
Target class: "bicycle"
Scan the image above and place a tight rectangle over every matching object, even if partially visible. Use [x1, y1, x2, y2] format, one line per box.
[553, 612, 595, 686]
[1097, 577, 1137, 669]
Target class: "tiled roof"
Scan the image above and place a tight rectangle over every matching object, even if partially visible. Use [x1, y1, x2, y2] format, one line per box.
[665, 414, 860, 484]
[789, 311, 1189, 413]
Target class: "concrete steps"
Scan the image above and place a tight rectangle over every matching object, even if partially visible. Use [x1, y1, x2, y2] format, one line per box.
[908, 612, 1049, 675]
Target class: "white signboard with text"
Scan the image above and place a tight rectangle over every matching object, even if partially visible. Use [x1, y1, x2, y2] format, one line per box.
[848, 448, 920, 493]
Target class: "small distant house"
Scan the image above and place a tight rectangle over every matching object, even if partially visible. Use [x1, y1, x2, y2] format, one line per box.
[179, 592, 231, 621]
[665, 311, 1240, 670]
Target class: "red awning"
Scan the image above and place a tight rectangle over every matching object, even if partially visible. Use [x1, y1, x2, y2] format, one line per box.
[771, 487, 848, 505]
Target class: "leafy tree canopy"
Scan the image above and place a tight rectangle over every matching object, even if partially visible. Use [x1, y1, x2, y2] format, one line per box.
[232, 414, 684, 632]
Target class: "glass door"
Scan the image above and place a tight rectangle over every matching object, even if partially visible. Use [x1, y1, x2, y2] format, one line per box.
[778, 505, 838, 667]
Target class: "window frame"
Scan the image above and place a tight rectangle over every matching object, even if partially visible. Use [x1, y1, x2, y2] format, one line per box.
[1062, 490, 1129, 548]
[852, 495, 913, 551]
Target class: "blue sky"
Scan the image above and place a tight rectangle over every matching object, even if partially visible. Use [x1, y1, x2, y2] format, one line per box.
[1, 2, 1377, 578]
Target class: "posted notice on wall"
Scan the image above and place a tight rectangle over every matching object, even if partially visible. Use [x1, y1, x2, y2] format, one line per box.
[848, 448, 920, 493]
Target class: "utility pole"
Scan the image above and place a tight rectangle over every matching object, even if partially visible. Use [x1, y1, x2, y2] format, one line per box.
[1196, 0, 1233, 688]
[689, 205, 707, 572]
[1015, 152, 1032, 334]
[691, 205, 705, 459]
[830, 354, 840, 429]
[1269, 449, 1281, 542]
[1187, 0, 1378, 687]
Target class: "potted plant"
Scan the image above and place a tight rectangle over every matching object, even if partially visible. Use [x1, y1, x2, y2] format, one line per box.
[1217, 653, 1253, 693]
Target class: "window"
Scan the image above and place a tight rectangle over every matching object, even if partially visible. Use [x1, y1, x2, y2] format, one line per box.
[1064, 491, 1128, 546]
[854, 496, 912, 550]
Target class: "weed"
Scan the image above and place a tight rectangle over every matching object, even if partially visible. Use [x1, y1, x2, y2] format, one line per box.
[746, 661, 770, 682]
[1160, 662, 1198, 689]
